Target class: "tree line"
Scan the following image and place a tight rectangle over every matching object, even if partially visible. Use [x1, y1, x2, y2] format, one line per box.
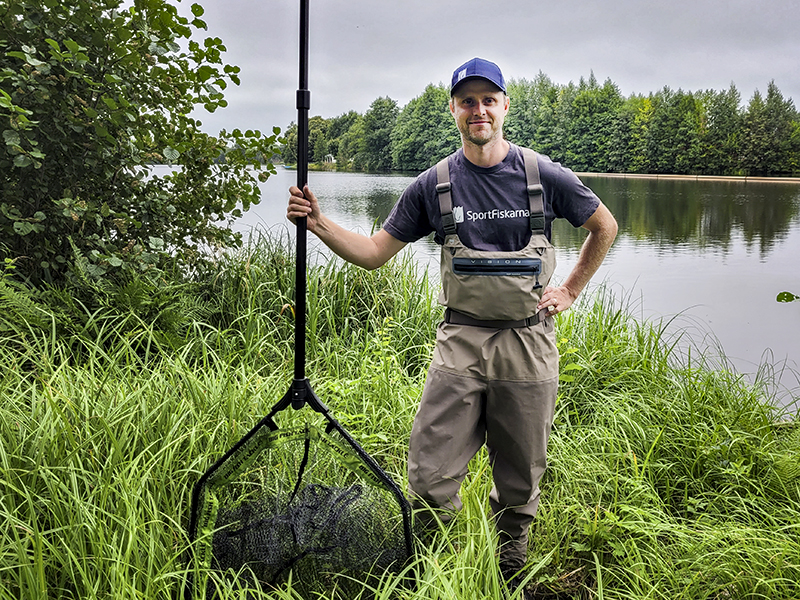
[281, 73, 800, 176]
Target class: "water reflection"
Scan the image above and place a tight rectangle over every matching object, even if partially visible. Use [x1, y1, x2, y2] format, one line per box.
[311, 172, 417, 233]
[252, 170, 800, 262]
[556, 176, 800, 257]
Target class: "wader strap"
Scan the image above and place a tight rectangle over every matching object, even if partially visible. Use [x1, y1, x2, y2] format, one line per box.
[521, 147, 545, 234]
[435, 158, 456, 235]
[444, 307, 548, 329]
[435, 149, 545, 235]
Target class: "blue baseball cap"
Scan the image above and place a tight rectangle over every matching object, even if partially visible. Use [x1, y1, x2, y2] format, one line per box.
[450, 58, 506, 96]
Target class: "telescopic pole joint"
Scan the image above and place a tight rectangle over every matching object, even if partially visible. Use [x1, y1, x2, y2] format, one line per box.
[297, 89, 311, 110]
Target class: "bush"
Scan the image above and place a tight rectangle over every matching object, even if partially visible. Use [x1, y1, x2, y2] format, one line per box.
[0, 0, 280, 287]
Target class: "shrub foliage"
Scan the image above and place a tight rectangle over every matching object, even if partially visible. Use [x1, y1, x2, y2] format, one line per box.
[0, 0, 280, 286]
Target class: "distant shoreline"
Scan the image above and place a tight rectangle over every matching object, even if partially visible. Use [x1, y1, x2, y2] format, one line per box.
[576, 172, 800, 184]
[284, 164, 800, 183]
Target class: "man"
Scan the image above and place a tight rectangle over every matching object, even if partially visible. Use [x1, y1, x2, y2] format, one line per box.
[287, 57, 617, 594]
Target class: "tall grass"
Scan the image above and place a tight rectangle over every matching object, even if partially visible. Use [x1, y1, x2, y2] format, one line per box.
[1, 231, 798, 599]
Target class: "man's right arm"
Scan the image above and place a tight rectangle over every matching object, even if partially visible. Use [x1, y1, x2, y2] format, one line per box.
[287, 185, 407, 270]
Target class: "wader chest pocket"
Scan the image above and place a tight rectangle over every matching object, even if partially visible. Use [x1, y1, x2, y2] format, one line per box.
[452, 257, 542, 279]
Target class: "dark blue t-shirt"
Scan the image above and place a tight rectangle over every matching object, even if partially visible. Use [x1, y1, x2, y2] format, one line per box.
[383, 144, 600, 251]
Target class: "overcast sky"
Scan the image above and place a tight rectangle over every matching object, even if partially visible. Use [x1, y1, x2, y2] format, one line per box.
[186, 0, 800, 137]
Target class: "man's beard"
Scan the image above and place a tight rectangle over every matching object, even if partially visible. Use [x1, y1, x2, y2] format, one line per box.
[461, 121, 500, 146]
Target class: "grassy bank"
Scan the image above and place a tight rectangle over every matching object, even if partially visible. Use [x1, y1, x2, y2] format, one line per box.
[1, 232, 799, 599]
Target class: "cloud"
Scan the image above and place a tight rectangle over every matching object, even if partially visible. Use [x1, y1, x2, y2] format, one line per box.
[188, 0, 800, 135]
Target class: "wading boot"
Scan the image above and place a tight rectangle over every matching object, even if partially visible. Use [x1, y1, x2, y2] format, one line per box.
[500, 563, 535, 600]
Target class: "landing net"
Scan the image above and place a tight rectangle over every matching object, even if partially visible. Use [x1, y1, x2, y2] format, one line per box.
[190, 422, 412, 597]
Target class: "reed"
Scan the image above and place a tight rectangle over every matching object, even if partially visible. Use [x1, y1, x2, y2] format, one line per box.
[0, 232, 798, 599]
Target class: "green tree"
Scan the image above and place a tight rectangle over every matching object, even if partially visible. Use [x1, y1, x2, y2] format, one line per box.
[0, 0, 279, 287]
[563, 74, 622, 172]
[281, 121, 298, 165]
[697, 85, 742, 175]
[763, 81, 798, 174]
[629, 95, 654, 173]
[337, 113, 366, 168]
[606, 95, 643, 173]
[390, 83, 458, 171]
[362, 96, 398, 172]
[740, 90, 770, 175]
[643, 87, 703, 174]
[531, 82, 561, 161]
[546, 82, 578, 165]
[308, 115, 329, 163]
[326, 110, 359, 163]
[790, 119, 800, 174]
[505, 72, 557, 149]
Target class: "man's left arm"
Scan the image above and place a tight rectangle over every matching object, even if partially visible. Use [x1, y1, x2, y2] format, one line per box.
[537, 202, 618, 316]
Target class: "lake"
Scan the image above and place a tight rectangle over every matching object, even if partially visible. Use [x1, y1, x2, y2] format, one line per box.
[236, 168, 800, 411]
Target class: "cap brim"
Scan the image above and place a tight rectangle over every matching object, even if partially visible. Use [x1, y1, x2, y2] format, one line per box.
[451, 76, 505, 96]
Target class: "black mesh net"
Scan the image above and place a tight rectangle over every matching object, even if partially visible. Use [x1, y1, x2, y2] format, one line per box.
[191, 420, 412, 598]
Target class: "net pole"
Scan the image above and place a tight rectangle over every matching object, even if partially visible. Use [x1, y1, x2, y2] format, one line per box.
[292, 0, 310, 409]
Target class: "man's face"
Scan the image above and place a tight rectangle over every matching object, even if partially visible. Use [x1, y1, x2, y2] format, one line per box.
[449, 79, 510, 147]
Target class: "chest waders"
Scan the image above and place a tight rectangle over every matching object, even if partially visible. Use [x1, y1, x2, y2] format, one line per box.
[436, 147, 556, 324]
[407, 147, 560, 574]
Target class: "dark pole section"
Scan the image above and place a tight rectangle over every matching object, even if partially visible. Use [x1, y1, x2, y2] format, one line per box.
[293, 0, 310, 408]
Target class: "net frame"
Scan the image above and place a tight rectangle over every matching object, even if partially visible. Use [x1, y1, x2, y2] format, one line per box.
[187, 382, 414, 595]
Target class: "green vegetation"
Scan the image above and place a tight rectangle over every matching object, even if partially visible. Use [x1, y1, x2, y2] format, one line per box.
[283, 75, 800, 177]
[2, 2, 799, 597]
[1, 0, 280, 288]
[1, 232, 799, 599]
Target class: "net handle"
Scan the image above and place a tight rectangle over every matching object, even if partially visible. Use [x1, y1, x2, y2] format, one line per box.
[292, 0, 311, 409]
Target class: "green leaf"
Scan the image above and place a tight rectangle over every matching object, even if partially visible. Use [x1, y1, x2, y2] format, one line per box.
[3, 130, 21, 146]
[777, 291, 800, 303]
[13, 155, 32, 168]
[196, 65, 215, 82]
[7, 51, 28, 62]
[94, 123, 110, 138]
[64, 39, 80, 54]
[191, 3, 205, 16]
[570, 542, 592, 552]
[562, 363, 585, 371]
[163, 147, 179, 162]
[13, 221, 35, 235]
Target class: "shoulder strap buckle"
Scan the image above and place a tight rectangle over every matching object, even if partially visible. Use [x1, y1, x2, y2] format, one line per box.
[527, 183, 543, 196]
[521, 148, 545, 234]
[436, 158, 457, 235]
